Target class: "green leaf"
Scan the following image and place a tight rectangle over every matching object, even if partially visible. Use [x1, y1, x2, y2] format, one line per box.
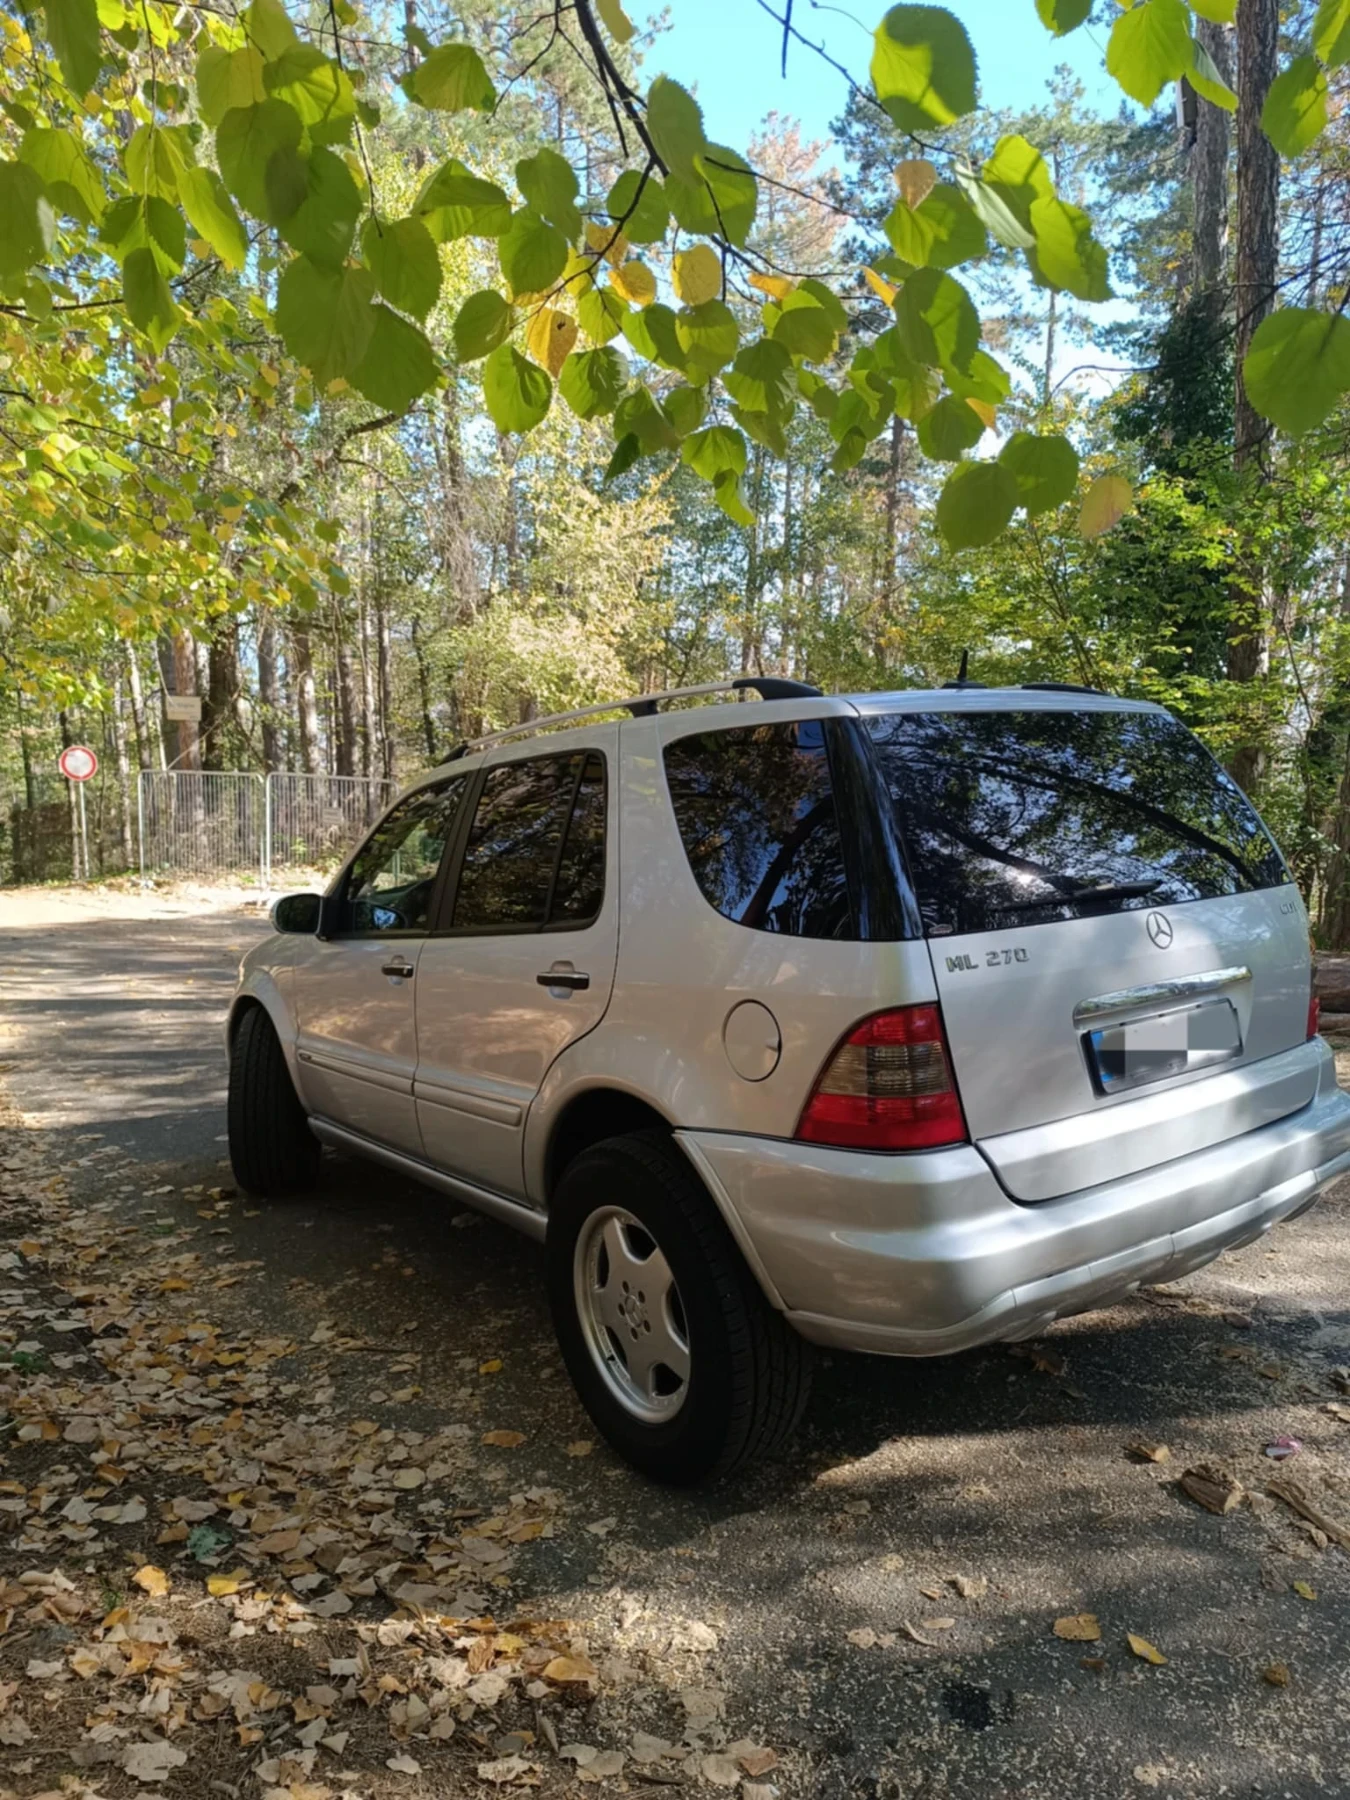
[998, 431, 1080, 515]
[1190, 0, 1236, 21]
[580, 284, 629, 345]
[675, 298, 739, 377]
[1034, 0, 1090, 35]
[771, 285, 843, 362]
[694, 145, 757, 248]
[0, 160, 57, 277]
[725, 336, 796, 415]
[895, 267, 980, 377]
[277, 147, 361, 268]
[125, 123, 186, 201]
[916, 393, 985, 460]
[948, 345, 1010, 404]
[1029, 195, 1111, 301]
[1314, 0, 1350, 68]
[483, 342, 552, 432]
[682, 424, 747, 481]
[243, 0, 300, 60]
[870, 5, 978, 134]
[143, 194, 185, 271]
[959, 174, 1034, 251]
[970, 134, 1052, 250]
[936, 460, 1018, 549]
[884, 198, 935, 266]
[596, 0, 634, 43]
[615, 385, 679, 452]
[1261, 56, 1328, 158]
[403, 41, 495, 111]
[498, 207, 567, 298]
[122, 245, 181, 352]
[361, 215, 440, 319]
[559, 345, 627, 419]
[914, 183, 987, 269]
[19, 127, 103, 223]
[1187, 38, 1237, 111]
[607, 169, 668, 244]
[1105, 0, 1194, 109]
[196, 45, 266, 127]
[452, 289, 513, 361]
[622, 300, 682, 366]
[647, 76, 705, 184]
[1242, 307, 1350, 436]
[216, 99, 306, 225]
[516, 148, 581, 242]
[350, 304, 438, 410]
[264, 47, 356, 147]
[605, 433, 642, 481]
[179, 166, 248, 268]
[663, 384, 707, 436]
[415, 159, 511, 242]
[735, 403, 789, 456]
[713, 470, 754, 526]
[44, 0, 101, 96]
[275, 255, 376, 388]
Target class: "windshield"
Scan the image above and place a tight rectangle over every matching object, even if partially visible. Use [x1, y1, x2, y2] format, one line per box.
[865, 707, 1290, 938]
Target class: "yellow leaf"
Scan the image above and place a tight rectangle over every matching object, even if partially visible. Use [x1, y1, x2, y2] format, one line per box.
[1079, 473, 1133, 539]
[674, 243, 722, 307]
[749, 270, 796, 303]
[479, 1359, 503, 1374]
[610, 260, 656, 307]
[967, 397, 997, 429]
[543, 1652, 599, 1684]
[1293, 1581, 1317, 1601]
[1127, 1633, 1167, 1666]
[894, 157, 938, 210]
[1264, 1660, 1291, 1686]
[207, 1570, 251, 1597]
[133, 1565, 170, 1597]
[16, 1240, 41, 1257]
[863, 266, 898, 307]
[566, 1439, 594, 1457]
[1052, 1613, 1100, 1642]
[481, 1429, 526, 1448]
[585, 220, 629, 267]
[595, 0, 634, 42]
[525, 307, 578, 377]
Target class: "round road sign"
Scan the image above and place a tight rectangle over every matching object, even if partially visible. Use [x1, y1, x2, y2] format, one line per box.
[58, 745, 98, 782]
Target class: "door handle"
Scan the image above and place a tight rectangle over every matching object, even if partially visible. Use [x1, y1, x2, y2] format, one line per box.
[537, 967, 590, 991]
[382, 958, 415, 980]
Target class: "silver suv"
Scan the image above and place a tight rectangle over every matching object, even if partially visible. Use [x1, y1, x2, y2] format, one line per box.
[227, 681, 1350, 1482]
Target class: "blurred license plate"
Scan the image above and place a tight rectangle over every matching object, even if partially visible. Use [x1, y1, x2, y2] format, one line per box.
[1089, 1000, 1241, 1094]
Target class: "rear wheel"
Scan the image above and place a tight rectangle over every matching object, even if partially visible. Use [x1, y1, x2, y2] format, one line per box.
[228, 1006, 321, 1198]
[546, 1131, 811, 1483]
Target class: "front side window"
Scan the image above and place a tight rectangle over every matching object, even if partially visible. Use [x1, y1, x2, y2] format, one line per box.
[662, 722, 853, 940]
[453, 752, 607, 932]
[866, 707, 1290, 937]
[340, 780, 465, 933]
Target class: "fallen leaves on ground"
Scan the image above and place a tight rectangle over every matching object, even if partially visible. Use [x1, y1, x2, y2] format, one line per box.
[1126, 1442, 1171, 1464]
[1127, 1633, 1168, 1666]
[1264, 1661, 1291, 1686]
[1053, 1613, 1102, 1642]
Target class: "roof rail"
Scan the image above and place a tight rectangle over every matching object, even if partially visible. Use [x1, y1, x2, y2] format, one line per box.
[1021, 681, 1109, 697]
[447, 678, 825, 758]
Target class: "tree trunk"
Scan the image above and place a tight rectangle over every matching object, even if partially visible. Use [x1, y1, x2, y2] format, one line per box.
[410, 615, 438, 762]
[158, 630, 202, 771]
[257, 613, 282, 773]
[289, 627, 322, 774]
[334, 620, 359, 779]
[1227, 0, 1280, 795]
[376, 595, 396, 782]
[125, 644, 153, 772]
[110, 673, 135, 868]
[1190, 19, 1233, 297]
[358, 599, 377, 781]
[202, 618, 240, 772]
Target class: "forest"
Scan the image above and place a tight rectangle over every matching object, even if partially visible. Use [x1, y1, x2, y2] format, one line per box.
[2, 0, 1350, 933]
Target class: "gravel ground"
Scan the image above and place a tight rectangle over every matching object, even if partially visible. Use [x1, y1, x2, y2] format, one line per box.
[2, 890, 1350, 1799]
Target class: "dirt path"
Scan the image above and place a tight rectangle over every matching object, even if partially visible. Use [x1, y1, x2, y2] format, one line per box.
[2, 897, 1350, 1798]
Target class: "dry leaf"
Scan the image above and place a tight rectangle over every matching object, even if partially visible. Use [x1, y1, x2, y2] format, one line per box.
[1127, 1633, 1168, 1666]
[1053, 1613, 1101, 1642]
[1263, 1661, 1290, 1687]
[1126, 1442, 1171, 1464]
[386, 1752, 422, 1773]
[1079, 473, 1133, 539]
[740, 1747, 778, 1776]
[543, 1653, 599, 1685]
[893, 156, 938, 209]
[920, 1616, 956, 1631]
[479, 1359, 503, 1374]
[206, 1570, 250, 1597]
[952, 1574, 988, 1600]
[566, 1440, 594, 1457]
[481, 1430, 526, 1448]
[132, 1564, 169, 1597]
[846, 1628, 877, 1649]
[1293, 1581, 1317, 1601]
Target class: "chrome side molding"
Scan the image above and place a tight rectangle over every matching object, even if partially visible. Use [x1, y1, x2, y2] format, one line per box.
[308, 1118, 547, 1241]
[1073, 966, 1252, 1028]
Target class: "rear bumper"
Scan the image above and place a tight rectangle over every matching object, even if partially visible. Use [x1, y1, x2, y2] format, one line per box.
[677, 1039, 1350, 1356]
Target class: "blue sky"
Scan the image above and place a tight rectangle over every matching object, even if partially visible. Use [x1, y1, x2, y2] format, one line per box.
[632, 0, 1128, 150]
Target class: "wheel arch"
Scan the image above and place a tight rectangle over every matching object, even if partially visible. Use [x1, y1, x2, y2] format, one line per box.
[226, 975, 301, 1085]
[542, 1086, 672, 1200]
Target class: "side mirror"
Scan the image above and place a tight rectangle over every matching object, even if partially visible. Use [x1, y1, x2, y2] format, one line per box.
[271, 892, 322, 934]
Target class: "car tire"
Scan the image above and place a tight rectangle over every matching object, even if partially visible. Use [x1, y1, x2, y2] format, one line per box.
[546, 1130, 812, 1484]
[228, 1006, 321, 1198]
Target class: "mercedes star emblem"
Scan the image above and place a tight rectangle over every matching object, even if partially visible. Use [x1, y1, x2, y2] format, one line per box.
[1146, 911, 1174, 948]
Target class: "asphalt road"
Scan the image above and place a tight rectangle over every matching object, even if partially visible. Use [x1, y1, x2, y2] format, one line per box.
[4, 902, 1350, 1798]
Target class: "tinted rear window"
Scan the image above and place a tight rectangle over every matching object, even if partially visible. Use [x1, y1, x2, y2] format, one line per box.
[866, 708, 1289, 937]
[663, 722, 853, 939]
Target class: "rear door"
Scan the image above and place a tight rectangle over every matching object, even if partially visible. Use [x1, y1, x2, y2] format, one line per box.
[413, 736, 618, 1198]
[864, 702, 1312, 1200]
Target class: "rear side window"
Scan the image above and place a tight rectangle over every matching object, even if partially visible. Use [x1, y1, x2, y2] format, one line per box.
[453, 751, 606, 931]
[866, 708, 1289, 938]
[663, 722, 853, 939]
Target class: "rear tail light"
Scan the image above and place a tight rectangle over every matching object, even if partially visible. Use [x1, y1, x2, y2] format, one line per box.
[796, 1005, 967, 1151]
[1309, 989, 1321, 1041]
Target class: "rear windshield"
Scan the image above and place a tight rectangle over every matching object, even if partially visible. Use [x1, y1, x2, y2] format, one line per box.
[866, 707, 1289, 938]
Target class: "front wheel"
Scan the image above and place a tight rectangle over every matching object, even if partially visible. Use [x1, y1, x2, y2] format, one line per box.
[546, 1131, 811, 1483]
[227, 1006, 321, 1198]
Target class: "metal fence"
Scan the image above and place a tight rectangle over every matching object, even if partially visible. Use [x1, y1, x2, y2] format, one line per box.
[263, 772, 395, 887]
[138, 771, 265, 882]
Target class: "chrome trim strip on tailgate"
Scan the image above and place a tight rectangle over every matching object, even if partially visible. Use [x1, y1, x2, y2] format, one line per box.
[1073, 966, 1252, 1028]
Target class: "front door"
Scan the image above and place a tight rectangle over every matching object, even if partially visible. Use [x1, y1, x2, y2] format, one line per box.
[414, 738, 619, 1198]
[290, 776, 467, 1152]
